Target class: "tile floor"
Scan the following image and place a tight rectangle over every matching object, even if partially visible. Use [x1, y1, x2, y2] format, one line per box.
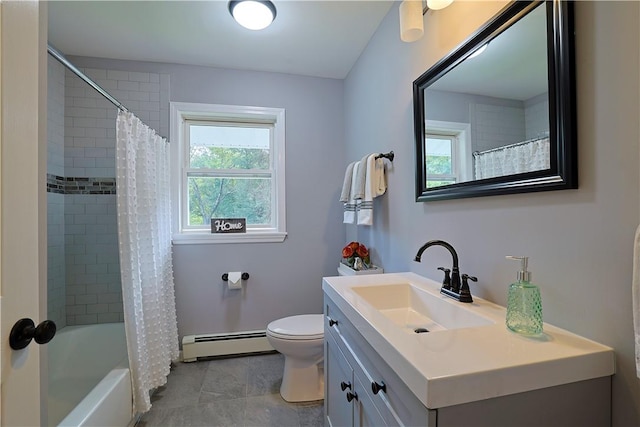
[136, 352, 324, 427]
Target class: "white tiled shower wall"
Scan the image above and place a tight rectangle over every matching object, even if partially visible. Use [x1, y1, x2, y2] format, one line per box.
[470, 95, 549, 153]
[47, 57, 66, 328]
[47, 56, 169, 326]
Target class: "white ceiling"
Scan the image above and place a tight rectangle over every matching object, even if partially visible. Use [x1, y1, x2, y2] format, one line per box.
[429, 3, 547, 101]
[48, 0, 395, 80]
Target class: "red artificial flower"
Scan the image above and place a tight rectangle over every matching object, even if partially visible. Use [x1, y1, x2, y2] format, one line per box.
[342, 245, 354, 258]
[348, 241, 360, 251]
[356, 244, 369, 258]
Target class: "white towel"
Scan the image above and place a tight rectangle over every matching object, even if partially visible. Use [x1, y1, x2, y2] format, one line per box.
[339, 162, 356, 203]
[633, 224, 640, 377]
[352, 154, 370, 200]
[373, 157, 387, 197]
[343, 162, 359, 224]
[357, 154, 386, 226]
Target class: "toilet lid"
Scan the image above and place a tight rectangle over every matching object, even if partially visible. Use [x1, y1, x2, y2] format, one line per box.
[267, 314, 324, 340]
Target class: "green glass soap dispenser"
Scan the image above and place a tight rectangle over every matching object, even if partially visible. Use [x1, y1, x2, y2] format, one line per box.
[505, 256, 543, 335]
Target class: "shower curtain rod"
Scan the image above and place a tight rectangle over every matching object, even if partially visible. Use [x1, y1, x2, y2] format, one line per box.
[47, 44, 129, 113]
[472, 134, 550, 157]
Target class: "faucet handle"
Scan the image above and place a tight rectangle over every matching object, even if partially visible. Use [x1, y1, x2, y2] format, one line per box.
[437, 267, 452, 290]
[459, 274, 477, 303]
[461, 274, 477, 283]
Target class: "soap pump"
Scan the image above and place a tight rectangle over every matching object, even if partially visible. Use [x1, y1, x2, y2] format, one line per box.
[505, 256, 543, 335]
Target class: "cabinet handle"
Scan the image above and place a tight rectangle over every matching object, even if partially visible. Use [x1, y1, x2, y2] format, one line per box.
[346, 391, 358, 402]
[371, 381, 387, 395]
[328, 318, 338, 327]
[340, 381, 352, 391]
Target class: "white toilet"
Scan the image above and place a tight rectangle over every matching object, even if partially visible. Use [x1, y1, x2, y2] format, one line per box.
[266, 314, 325, 402]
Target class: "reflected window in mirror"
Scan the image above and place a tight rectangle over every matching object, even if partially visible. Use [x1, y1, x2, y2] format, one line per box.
[424, 120, 473, 188]
[413, 0, 576, 202]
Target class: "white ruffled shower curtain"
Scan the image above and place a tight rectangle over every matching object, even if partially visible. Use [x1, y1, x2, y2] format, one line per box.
[116, 110, 179, 414]
[474, 138, 550, 180]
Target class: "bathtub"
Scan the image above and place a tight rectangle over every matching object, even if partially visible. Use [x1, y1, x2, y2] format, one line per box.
[48, 323, 133, 427]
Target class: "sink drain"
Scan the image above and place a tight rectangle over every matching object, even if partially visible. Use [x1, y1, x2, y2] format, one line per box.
[414, 327, 430, 334]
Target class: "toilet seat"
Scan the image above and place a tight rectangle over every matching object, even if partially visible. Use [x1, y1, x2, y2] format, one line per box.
[267, 314, 324, 340]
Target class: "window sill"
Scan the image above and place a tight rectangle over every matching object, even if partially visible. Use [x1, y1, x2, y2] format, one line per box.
[172, 231, 287, 245]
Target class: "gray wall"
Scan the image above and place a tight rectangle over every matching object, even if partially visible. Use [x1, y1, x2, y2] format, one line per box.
[345, 1, 639, 425]
[69, 56, 347, 338]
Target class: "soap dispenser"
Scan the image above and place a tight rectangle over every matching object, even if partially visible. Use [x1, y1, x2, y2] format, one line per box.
[505, 256, 543, 335]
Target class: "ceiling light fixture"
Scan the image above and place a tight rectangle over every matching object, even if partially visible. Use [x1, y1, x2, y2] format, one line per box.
[400, 0, 453, 43]
[228, 0, 277, 31]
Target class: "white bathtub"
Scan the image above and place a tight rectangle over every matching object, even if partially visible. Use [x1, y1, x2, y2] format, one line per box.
[48, 323, 133, 427]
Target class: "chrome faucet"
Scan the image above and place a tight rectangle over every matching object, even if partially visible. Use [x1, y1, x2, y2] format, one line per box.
[414, 240, 475, 303]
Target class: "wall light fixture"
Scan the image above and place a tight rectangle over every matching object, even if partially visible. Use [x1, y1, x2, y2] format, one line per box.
[400, 0, 453, 43]
[229, 0, 277, 31]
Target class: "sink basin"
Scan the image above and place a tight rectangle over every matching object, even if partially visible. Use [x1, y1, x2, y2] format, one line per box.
[352, 283, 494, 332]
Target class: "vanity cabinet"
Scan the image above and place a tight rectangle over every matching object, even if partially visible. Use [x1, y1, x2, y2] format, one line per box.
[324, 296, 436, 427]
[324, 294, 611, 427]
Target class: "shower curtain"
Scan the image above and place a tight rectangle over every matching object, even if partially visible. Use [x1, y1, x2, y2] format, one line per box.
[116, 110, 179, 414]
[474, 137, 550, 180]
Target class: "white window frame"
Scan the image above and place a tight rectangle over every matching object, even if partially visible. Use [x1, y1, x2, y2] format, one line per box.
[170, 102, 286, 244]
[425, 120, 473, 182]
[425, 133, 459, 185]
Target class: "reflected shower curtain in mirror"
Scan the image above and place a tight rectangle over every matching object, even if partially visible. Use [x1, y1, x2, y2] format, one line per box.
[116, 110, 179, 414]
[473, 137, 550, 180]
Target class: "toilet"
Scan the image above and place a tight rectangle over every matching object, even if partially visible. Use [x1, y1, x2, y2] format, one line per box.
[266, 314, 325, 402]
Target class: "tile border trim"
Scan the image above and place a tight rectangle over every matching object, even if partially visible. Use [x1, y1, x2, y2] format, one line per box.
[47, 174, 116, 195]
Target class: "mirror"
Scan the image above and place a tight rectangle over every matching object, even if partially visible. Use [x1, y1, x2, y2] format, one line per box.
[413, 0, 576, 202]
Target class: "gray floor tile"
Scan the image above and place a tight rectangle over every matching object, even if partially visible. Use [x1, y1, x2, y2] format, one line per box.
[139, 399, 246, 427]
[297, 401, 324, 427]
[201, 357, 248, 401]
[246, 353, 285, 397]
[149, 373, 204, 410]
[138, 352, 324, 427]
[244, 394, 301, 427]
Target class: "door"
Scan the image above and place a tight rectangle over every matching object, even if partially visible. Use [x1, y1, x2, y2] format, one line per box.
[0, 1, 49, 426]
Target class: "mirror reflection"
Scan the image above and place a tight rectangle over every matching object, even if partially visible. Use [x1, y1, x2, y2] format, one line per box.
[424, 2, 547, 188]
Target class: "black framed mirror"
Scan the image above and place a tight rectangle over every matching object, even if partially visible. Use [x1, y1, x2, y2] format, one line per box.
[413, 0, 576, 202]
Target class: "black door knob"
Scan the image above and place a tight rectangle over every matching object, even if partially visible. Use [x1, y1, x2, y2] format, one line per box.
[9, 318, 57, 350]
[328, 318, 338, 327]
[340, 381, 352, 391]
[346, 391, 358, 402]
[371, 381, 387, 395]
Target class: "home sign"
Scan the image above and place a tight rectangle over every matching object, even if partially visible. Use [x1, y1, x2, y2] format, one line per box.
[211, 218, 246, 234]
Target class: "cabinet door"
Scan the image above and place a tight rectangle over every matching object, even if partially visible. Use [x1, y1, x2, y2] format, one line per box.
[354, 375, 387, 427]
[325, 336, 354, 427]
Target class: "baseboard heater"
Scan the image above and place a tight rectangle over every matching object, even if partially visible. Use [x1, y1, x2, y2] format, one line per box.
[182, 330, 274, 362]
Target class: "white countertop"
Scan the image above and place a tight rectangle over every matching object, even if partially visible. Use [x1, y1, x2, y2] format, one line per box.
[322, 272, 615, 409]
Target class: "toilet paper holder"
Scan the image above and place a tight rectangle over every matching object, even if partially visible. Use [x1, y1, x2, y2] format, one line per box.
[222, 272, 250, 281]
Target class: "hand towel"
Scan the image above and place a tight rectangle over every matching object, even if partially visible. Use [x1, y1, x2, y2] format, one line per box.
[343, 162, 359, 224]
[352, 154, 370, 200]
[339, 162, 356, 203]
[357, 154, 383, 226]
[373, 157, 387, 197]
[633, 224, 640, 377]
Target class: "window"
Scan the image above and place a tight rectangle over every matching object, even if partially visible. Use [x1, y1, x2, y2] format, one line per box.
[425, 134, 458, 188]
[170, 102, 286, 244]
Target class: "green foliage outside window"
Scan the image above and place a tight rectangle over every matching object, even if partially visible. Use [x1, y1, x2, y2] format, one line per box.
[425, 154, 455, 188]
[426, 155, 452, 175]
[188, 146, 271, 226]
